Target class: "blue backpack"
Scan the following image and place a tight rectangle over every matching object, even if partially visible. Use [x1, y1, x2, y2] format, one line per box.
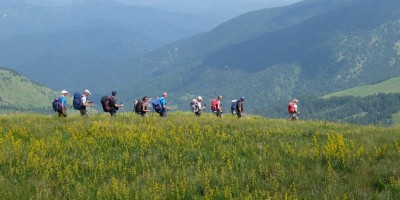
[52, 97, 63, 112]
[72, 91, 82, 110]
[152, 98, 161, 113]
[231, 100, 238, 114]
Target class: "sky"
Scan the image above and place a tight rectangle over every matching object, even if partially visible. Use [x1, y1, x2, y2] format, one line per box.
[23, 0, 302, 19]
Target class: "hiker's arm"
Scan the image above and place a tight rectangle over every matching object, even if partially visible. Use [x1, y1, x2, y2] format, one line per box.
[83, 100, 93, 107]
[162, 104, 170, 110]
[116, 103, 124, 107]
[217, 102, 222, 111]
[113, 101, 123, 108]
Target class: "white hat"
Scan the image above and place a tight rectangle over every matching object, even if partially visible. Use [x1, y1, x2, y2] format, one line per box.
[84, 89, 91, 95]
[61, 90, 68, 94]
[197, 96, 202, 101]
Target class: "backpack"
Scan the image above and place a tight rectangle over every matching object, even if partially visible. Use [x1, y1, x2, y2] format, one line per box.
[288, 102, 296, 113]
[152, 98, 161, 113]
[231, 100, 238, 115]
[101, 96, 112, 112]
[211, 99, 218, 111]
[190, 99, 198, 113]
[134, 99, 142, 114]
[52, 97, 63, 112]
[72, 91, 82, 110]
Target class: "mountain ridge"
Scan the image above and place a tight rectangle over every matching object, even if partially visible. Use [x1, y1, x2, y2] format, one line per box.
[119, 0, 400, 117]
[0, 66, 57, 113]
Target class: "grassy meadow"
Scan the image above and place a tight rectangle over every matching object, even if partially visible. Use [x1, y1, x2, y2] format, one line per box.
[0, 112, 399, 199]
[322, 77, 400, 98]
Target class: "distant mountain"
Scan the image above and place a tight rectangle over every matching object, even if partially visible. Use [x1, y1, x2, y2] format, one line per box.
[0, 0, 217, 91]
[0, 66, 57, 113]
[122, 0, 400, 117]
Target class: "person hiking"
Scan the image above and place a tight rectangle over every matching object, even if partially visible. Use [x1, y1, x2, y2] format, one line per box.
[59, 90, 68, 117]
[159, 92, 170, 117]
[236, 96, 245, 118]
[109, 91, 124, 117]
[80, 89, 93, 116]
[288, 99, 300, 121]
[140, 96, 151, 117]
[192, 96, 205, 117]
[212, 95, 223, 118]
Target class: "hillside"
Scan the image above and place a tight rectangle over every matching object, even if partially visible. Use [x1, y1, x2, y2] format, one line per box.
[0, 67, 57, 113]
[322, 76, 400, 98]
[0, 113, 399, 198]
[120, 0, 400, 118]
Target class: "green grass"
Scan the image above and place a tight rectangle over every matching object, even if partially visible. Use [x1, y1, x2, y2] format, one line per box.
[392, 112, 400, 125]
[322, 77, 400, 98]
[0, 69, 57, 111]
[0, 112, 399, 199]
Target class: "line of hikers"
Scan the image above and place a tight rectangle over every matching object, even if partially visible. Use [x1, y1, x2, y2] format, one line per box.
[52, 90, 170, 117]
[52, 89, 299, 120]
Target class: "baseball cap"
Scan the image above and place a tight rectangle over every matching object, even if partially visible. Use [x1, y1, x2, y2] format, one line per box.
[61, 90, 68, 94]
[197, 96, 202, 101]
[84, 89, 91, 95]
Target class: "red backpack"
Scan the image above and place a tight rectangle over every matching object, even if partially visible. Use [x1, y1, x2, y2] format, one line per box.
[288, 102, 296, 113]
[211, 99, 218, 111]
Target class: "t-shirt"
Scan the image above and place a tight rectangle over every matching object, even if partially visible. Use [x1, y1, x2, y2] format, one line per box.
[237, 101, 243, 112]
[81, 96, 87, 109]
[109, 96, 117, 109]
[159, 97, 167, 111]
[60, 96, 67, 107]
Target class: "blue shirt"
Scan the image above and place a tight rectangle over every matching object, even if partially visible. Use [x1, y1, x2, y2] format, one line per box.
[60, 96, 67, 107]
[159, 97, 167, 111]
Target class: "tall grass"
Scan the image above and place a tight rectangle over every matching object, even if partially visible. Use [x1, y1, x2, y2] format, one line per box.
[0, 112, 399, 199]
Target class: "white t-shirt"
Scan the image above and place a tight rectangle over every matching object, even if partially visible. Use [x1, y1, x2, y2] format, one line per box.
[81, 96, 87, 107]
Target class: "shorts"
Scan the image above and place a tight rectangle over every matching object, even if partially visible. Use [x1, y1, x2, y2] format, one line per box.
[290, 112, 299, 120]
[214, 110, 222, 117]
[80, 108, 88, 116]
[159, 111, 167, 117]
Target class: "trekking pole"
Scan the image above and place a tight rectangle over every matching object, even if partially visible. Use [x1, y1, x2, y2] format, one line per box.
[203, 103, 207, 118]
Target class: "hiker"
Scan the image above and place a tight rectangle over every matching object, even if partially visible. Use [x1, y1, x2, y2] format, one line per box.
[80, 89, 93, 116]
[109, 91, 124, 117]
[159, 92, 170, 117]
[59, 90, 68, 117]
[191, 96, 205, 116]
[288, 99, 300, 121]
[236, 96, 245, 118]
[211, 95, 223, 118]
[137, 96, 151, 117]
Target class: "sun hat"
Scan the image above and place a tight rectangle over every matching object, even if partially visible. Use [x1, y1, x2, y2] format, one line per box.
[61, 90, 68, 94]
[197, 96, 202, 101]
[84, 89, 91, 95]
